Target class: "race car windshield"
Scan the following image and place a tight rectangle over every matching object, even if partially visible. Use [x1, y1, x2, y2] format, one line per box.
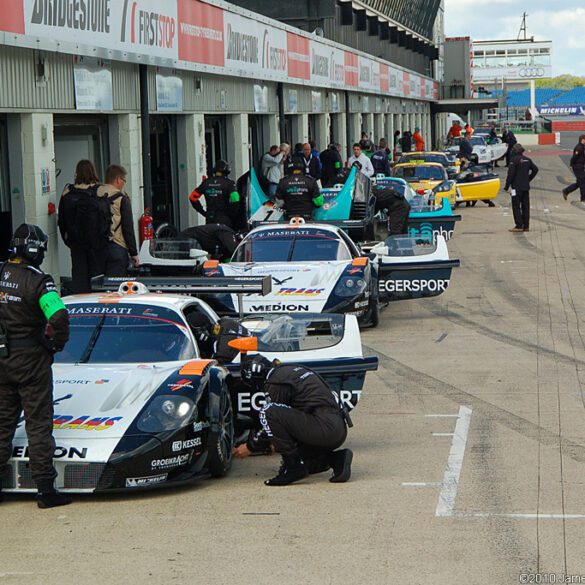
[234, 232, 350, 262]
[395, 166, 445, 181]
[55, 304, 196, 364]
[402, 154, 447, 166]
[469, 136, 486, 146]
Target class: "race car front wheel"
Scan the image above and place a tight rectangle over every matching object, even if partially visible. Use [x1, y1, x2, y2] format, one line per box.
[208, 386, 234, 478]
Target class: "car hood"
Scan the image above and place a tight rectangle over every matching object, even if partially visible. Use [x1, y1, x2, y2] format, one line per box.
[14, 363, 182, 446]
[221, 262, 350, 313]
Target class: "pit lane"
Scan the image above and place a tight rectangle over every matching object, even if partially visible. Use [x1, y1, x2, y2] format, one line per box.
[2, 147, 585, 584]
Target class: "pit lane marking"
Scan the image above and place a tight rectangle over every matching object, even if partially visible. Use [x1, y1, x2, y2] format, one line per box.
[435, 405, 473, 518]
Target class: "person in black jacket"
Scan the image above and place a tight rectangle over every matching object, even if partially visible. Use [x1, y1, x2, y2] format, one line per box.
[562, 135, 585, 201]
[371, 141, 392, 176]
[374, 187, 411, 235]
[504, 144, 539, 232]
[99, 165, 139, 277]
[178, 224, 238, 261]
[189, 161, 240, 228]
[0, 224, 72, 509]
[502, 127, 517, 167]
[401, 131, 413, 153]
[458, 132, 474, 166]
[276, 159, 324, 220]
[300, 143, 321, 181]
[186, 314, 249, 364]
[233, 354, 353, 486]
[320, 143, 344, 187]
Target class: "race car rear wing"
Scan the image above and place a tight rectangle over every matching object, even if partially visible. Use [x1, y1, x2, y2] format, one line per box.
[91, 276, 272, 296]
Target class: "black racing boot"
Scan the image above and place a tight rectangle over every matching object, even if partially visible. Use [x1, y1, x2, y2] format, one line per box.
[329, 449, 353, 483]
[265, 454, 308, 486]
[36, 482, 72, 509]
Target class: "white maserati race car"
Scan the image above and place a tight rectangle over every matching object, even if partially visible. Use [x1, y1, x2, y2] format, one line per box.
[3, 278, 378, 494]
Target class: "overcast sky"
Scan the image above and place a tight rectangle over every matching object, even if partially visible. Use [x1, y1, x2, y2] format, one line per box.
[444, 0, 584, 76]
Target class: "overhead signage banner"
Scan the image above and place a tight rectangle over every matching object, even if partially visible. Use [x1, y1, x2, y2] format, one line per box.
[156, 71, 183, 112]
[3, 0, 439, 101]
[472, 66, 552, 82]
[539, 106, 585, 117]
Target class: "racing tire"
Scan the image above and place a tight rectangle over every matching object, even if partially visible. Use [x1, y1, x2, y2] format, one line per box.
[207, 386, 234, 478]
[154, 223, 179, 239]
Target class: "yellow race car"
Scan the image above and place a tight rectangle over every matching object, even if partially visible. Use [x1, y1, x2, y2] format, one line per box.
[392, 161, 458, 206]
[397, 152, 461, 179]
[455, 167, 501, 206]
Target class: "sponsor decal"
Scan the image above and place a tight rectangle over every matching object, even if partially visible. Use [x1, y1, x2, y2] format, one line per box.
[120, 0, 177, 53]
[126, 474, 167, 488]
[178, 0, 224, 66]
[29, 0, 111, 34]
[272, 276, 293, 286]
[151, 454, 190, 469]
[249, 304, 310, 312]
[56, 381, 93, 388]
[344, 51, 358, 87]
[287, 32, 310, 80]
[53, 415, 123, 431]
[225, 13, 258, 64]
[261, 28, 287, 72]
[539, 106, 585, 116]
[193, 421, 210, 432]
[95, 379, 110, 385]
[0, 292, 22, 304]
[12, 445, 88, 460]
[68, 306, 133, 315]
[172, 437, 202, 452]
[0, 3, 25, 33]
[409, 224, 454, 242]
[379, 279, 450, 293]
[238, 390, 361, 412]
[354, 300, 369, 309]
[275, 288, 325, 297]
[169, 378, 194, 392]
[345, 310, 365, 317]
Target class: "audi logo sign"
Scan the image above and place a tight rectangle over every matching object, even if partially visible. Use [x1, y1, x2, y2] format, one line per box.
[519, 67, 546, 78]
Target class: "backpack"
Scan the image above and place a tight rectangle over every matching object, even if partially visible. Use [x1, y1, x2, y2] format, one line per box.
[63, 185, 121, 249]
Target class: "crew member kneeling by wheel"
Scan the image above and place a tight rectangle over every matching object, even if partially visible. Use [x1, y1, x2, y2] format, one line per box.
[233, 354, 353, 486]
[0, 224, 71, 508]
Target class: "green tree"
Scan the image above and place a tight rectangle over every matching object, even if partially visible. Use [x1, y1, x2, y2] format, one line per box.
[536, 75, 585, 89]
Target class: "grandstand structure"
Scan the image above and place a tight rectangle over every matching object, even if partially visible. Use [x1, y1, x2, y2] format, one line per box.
[501, 87, 585, 119]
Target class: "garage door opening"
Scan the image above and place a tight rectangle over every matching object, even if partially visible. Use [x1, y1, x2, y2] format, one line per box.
[150, 115, 178, 227]
[0, 116, 10, 261]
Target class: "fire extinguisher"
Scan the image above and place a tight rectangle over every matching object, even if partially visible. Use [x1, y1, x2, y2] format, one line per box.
[139, 208, 154, 245]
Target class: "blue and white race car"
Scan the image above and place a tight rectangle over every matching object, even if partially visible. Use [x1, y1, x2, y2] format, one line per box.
[202, 221, 460, 326]
[3, 278, 378, 494]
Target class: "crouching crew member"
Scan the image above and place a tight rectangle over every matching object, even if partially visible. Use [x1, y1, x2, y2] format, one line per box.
[374, 187, 411, 235]
[177, 224, 238, 262]
[276, 159, 324, 220]
[0, 224, 71, 509]
[189, 161, 240, 228]
[234, 354, 353, 486]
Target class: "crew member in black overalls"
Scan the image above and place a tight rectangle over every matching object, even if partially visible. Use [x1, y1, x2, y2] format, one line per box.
[234, 355, 353, 486]
[505, 144, 539, 232]
[189, 161, 241, 228]
[374, 187, 411, 235]
[275, 158, 324, 220]
[563, 135, 585, 202]
[186, 315, 249, 365]
[178, 224, 238, 261]
[0, 224, 71, 508]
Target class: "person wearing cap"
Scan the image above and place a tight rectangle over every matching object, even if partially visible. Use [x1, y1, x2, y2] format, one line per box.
[319, 143, 344, 187]
[233, 354, 353, 486]
[276, 158, 323, 220]
[412, 127, 425, 152]
[186, 314, 249, 364]
[0, 224, 72, 508]
[189, 160, 240, 228]
[504, 144, 539, 233]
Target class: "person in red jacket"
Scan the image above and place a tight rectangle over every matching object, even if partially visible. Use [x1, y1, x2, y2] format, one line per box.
[413, 127, 425, 152]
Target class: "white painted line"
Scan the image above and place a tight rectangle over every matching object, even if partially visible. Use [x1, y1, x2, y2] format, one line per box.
[433, 433, 455, 437]
[424, 414, 460, 418]
[455, 512, 585, 520]
[435, 405, 473, 518]
[402, 482, 442, 487]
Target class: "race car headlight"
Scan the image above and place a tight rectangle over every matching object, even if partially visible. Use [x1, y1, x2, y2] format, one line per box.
[433, 180, 456, 193]
[137, 395, 196, 432]
[334, 276, 367, 297]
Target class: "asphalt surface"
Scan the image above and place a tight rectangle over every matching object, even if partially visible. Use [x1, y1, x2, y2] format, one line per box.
[2, 147, 585, 584]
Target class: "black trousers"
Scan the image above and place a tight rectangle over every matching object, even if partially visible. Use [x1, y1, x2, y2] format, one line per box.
[260, 404, 347, 459]
[70, 245, 105, 294]
[206, 212, 234, 229]
[105, 242, 130, 277]
[512, 190, 530, 229]
[565, 168, 585, 200]
[0, 347, 57, 487]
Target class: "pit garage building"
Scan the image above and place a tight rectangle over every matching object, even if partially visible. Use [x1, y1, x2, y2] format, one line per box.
[0, 0, 445, 276]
